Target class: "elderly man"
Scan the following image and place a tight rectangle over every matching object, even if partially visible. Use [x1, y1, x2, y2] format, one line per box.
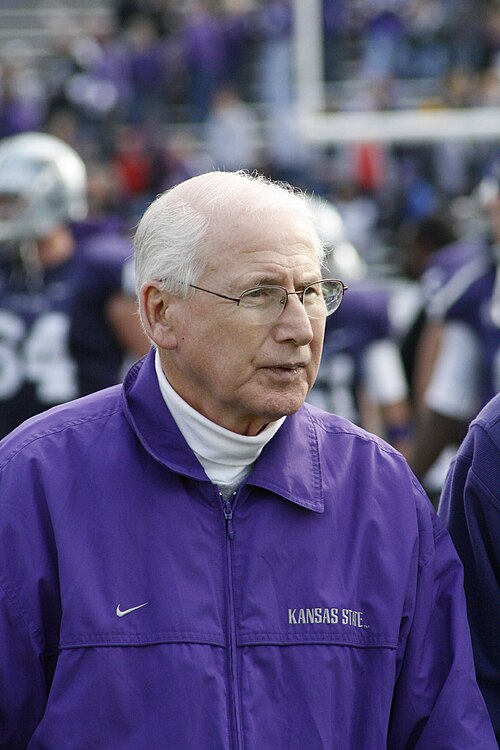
[0, 171, 495, 748]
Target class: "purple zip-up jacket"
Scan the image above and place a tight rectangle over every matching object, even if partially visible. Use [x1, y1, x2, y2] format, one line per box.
[439, 392, 500, 742]
[0, 350, 495, 748]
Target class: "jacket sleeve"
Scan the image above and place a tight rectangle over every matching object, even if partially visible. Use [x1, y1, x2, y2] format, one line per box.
[0, 450, 58, 748]
[0, 584, 48, 748]
[388, 495, 497, 749]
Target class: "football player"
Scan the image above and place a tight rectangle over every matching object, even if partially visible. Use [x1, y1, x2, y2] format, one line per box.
[409, 175, 500, 496]
[306, 197, 414, 456]
[0, 131, 147, 439]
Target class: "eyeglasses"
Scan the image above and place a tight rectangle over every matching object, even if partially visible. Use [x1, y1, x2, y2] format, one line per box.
[188, 279, 347, 324]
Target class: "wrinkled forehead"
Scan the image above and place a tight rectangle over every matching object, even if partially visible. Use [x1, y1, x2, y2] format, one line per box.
[165, 173, 323, 274]
[207, 216, 321, 284]
[212, 200, 310, 240]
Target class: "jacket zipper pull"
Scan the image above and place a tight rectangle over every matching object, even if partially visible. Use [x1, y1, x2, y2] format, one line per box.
[222, 496, 235, 540]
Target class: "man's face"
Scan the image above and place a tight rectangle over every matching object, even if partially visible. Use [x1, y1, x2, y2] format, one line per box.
[160, 208, 326, 436]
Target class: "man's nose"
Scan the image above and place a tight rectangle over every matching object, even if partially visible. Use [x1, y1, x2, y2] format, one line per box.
[274, 292, 315, 344]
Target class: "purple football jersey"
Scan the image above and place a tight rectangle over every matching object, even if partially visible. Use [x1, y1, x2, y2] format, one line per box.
[0, 250, 82, 438]
[308, 280, 394, 421]
[69, 230, 134, 396]
[435, 257, 500, 408]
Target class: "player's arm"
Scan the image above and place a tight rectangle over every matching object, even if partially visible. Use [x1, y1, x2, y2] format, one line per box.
[409, 321, 481, 483]
[411, 319, 445, 409]
[361, 338, 413, 457]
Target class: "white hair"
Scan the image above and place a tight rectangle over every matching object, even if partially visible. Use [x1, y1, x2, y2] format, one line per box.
[134, 170, 325, 296]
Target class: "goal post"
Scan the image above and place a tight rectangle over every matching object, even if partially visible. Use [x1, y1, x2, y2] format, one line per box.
[291, 0, 500, 145]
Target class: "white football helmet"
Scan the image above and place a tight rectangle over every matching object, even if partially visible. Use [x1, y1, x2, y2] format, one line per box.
[308, 196, 367, 282]
[0, 132, 88, 244]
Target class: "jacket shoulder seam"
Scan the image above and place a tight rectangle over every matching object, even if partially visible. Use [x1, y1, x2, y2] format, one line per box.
[0, 405, 122, 471]
[309, 414, 402, 458]
[308, 410, 431, 514]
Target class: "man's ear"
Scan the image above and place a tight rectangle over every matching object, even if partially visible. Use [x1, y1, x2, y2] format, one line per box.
[139, 282, 178, 349]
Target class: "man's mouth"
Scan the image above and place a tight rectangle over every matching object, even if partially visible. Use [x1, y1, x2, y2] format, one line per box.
[264, 363, 306, 377]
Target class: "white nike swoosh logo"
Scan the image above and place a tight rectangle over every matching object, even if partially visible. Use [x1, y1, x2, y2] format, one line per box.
[116, 602, 149, 617]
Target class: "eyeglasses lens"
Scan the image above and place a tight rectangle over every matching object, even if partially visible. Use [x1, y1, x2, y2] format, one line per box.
[306, 280, 344, 318]
[239, 281, 344, 323]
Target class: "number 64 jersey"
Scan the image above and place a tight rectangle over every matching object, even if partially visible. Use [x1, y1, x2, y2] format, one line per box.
[0, 252, 81, 439]
[0, 229, 134, 440]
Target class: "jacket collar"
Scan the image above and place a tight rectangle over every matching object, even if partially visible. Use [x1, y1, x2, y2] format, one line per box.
[122, 349, 324, 513]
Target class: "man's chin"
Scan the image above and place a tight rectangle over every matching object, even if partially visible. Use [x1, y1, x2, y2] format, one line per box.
[259, 391, 308, 422]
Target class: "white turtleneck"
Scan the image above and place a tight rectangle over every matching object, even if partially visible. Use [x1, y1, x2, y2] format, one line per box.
[154, 349, 285, 489]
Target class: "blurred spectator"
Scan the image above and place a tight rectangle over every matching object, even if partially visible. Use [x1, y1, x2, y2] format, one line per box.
[396, 151, 441, 222]
[81, 159, 125, 233]
[399, 0, 449, 79]
[204, 85, 261, 170]
[181, 1, 227, 122]
[478, 63, 500, 106]
[151, 131, 213, 193]
[253, 0, 293, 108]
[0, 60, 45, 137]
[112, 125, 155, 220]
[356, 1, 407, 82]
[54, 20, 132, 152]
[479, 1, 500, 70]
[45, 106, 81, 150]
[323, 0, 350, 81]
[122, 14, 168, 126]
[114, 0, 169, 37]
[219, 0, 254, 96]
[430, 67, 478, 199]
[260, 102, 314, 186]
[447, 0, 487, 70]
[331, 178, 381, 262]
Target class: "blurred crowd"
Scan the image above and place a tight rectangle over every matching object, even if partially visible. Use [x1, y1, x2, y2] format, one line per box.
[0, 0, 499, 231]
[1, 0, 500, 502]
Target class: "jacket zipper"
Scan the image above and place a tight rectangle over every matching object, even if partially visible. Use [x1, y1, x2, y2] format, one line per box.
[223, 496, 235, 540]
[221, 491, 243, 749]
